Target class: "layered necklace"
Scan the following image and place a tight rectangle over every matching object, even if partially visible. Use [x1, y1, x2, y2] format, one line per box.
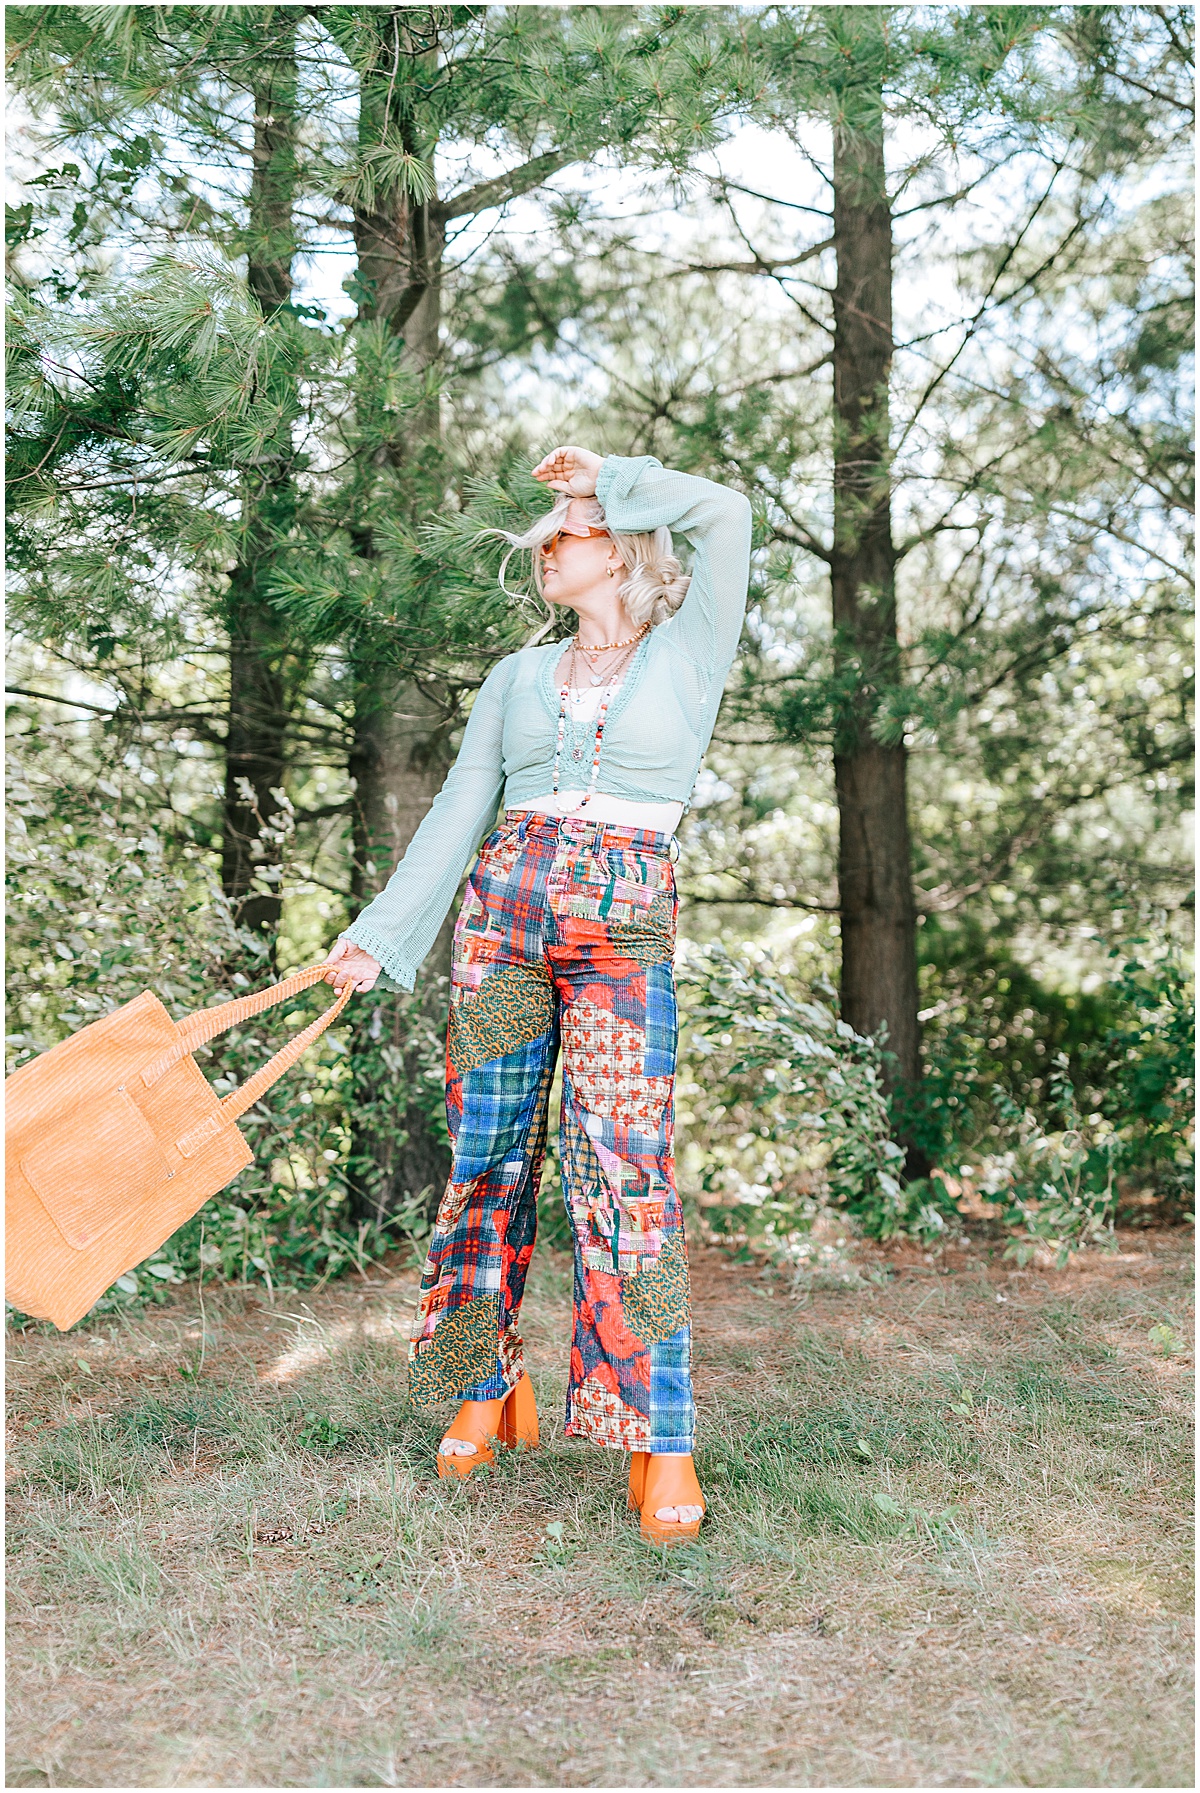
[552, 624, 650, 808]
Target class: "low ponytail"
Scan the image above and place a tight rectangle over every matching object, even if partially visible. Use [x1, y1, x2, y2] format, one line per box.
[611, 524, 690, 627]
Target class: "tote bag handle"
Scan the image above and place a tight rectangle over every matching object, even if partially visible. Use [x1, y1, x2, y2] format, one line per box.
[141, 966, 352, 1101]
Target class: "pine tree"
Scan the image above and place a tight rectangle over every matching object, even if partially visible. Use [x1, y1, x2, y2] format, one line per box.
[7, 3, 754, 1227]
[553, 3, 1191, 1159]
[292, 4, 751, 1224]
[824, 11, 923, 1134]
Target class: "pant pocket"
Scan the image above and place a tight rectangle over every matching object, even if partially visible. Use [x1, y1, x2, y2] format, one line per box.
[475, 822, 523, 870]
[562, 846, 673, 923]
[452, 878, 503, 998]
[598, 847, 673, 898]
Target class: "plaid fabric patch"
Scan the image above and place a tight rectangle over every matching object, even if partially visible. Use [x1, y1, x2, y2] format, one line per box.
[649, 1328, 695, 1452]
[406, 812, 696, 1452]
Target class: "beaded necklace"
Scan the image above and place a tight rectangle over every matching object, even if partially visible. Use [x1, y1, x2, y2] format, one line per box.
[552, 632, 645, 809]
[575, 624, 646, 682]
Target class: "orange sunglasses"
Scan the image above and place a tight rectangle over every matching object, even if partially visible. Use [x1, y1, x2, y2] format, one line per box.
[539, 525, 611, 557]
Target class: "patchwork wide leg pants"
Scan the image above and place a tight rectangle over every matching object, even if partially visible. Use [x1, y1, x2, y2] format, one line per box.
[407, 809, 695, 1454]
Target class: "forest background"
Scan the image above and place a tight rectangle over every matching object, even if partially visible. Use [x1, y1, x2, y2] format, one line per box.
[6, 1, 1193, 1317]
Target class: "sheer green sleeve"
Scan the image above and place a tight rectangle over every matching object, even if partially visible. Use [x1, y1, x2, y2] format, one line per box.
[594, 455, 753, 685]
[340, 659, 509, 990]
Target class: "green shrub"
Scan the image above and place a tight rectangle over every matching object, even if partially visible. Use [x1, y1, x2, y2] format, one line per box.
[6, 750, 403, 1315]
[1094, 941, 1194, 1208]
[908, 924, 1193, 1212]
[676, 942, 921, 1251]
[917, 941, 1194, 1257]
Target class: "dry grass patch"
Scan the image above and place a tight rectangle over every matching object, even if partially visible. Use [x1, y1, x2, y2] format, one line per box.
[6, 1230, 1193, 1787]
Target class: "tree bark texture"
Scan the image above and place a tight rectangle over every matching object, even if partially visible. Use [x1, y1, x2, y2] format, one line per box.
[220, 26, 298, 950]
[830, 48, 923, 1120]
[348, 674, 460, 1223]
[346, 10, 457, 1225]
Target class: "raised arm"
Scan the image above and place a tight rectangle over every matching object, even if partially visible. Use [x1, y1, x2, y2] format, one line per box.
[595, 455, 753, 681]
[336, 659, 509, 991]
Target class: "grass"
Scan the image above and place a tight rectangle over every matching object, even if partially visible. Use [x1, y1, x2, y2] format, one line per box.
[6, 1229, 1193, 1787]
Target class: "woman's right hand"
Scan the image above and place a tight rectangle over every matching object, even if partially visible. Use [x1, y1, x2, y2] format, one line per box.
[320, 938, 382, 993]
[532, 445, 602, 497]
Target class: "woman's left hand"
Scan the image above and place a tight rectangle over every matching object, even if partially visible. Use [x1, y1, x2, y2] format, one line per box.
[532, 445, 602, 496]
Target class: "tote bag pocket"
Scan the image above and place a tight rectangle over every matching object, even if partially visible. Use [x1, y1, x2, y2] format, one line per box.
[20, 1087, 176, 1252]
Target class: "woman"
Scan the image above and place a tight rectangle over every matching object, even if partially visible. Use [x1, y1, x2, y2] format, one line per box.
[322, 445, 752, 1543]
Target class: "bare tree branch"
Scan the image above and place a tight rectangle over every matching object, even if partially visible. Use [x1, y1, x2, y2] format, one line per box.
[680, 884, 840, 912]
[440, 150, 575, 221]
[663, 237, 834, 280]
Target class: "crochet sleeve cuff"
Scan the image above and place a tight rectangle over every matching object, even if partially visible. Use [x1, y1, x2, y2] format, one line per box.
[339, 920, 418, 993]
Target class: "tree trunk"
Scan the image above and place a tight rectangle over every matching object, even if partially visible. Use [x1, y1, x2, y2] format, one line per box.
[221, 554, 290, 942]
[347, 674, 458, 1225]
[346, 11, 457, 1226]
[220, 27, 298, 952]
[829, 41, 924, 1155]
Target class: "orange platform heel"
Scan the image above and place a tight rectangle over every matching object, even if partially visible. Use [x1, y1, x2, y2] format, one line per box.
[627, 1450, 705, 1544]
[437, 1372, 539, 1481]
[497, 1369, 539, 1450]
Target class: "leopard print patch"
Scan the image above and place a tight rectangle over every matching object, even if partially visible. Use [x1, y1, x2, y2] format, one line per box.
[407, 1291, 500, 1404]
[448, 961, 554, 1072]
[622, 1228, 691, 1345]
[607, 893, 676, 968]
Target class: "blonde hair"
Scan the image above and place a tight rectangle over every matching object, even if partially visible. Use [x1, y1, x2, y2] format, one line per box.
[493, 492, 690, 646]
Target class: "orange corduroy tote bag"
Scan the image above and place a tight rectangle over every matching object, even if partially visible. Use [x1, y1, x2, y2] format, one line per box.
[6, 965, 352, 1331]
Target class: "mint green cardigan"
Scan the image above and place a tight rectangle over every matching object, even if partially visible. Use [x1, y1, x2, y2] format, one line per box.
[343, 455, 753, 990]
